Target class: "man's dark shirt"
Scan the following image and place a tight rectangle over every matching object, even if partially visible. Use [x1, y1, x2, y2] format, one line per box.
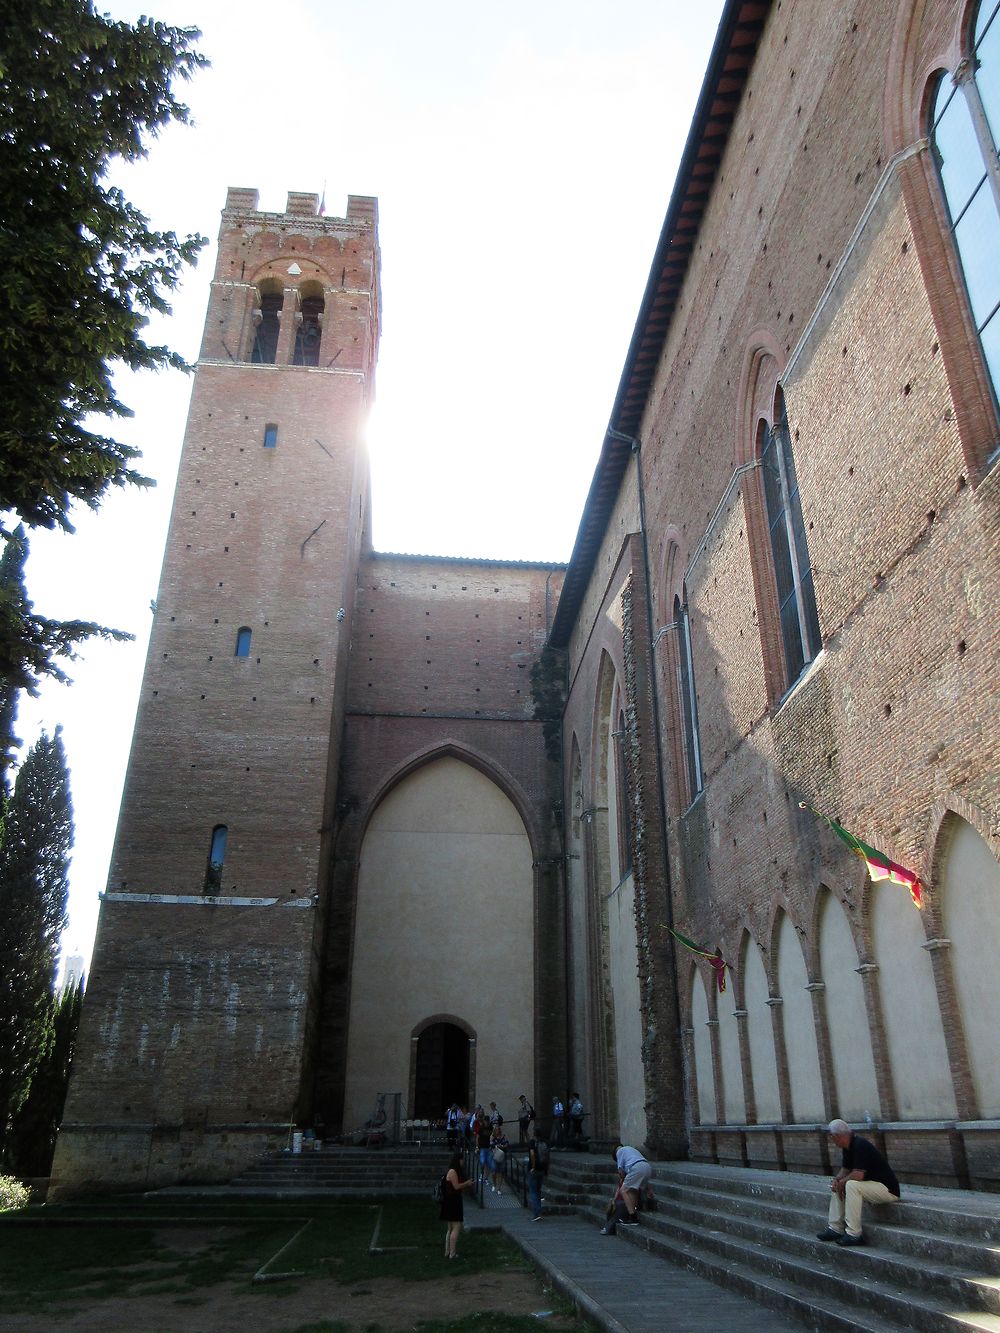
[843, 1134, 900, 1196]
[528, 1137, 547, 1175]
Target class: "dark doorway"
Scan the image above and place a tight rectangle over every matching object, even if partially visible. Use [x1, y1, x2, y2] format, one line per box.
[414, 1022, 469, 1117]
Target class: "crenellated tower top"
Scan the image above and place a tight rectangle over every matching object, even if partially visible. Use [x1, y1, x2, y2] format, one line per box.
[200, 186, 381, 387]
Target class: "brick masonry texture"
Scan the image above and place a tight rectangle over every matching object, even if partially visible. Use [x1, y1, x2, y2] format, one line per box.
[558, 0, 998, 1184]
[318, 553, 566, 1132]
[53, 192, 384, 1194]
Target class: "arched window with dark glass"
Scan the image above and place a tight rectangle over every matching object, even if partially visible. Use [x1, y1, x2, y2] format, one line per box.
[675, 592, 703, 801]
[205, 824, 227, 894]
[929, 0, 1000, 410]
[293, 286, 325, 366]
[234, 626, 252, 657]
[251, 282, 282, 363]
[759, 387, 821, 690]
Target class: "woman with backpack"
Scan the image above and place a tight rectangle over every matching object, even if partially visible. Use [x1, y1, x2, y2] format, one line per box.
[439, 1151, 475, 1259]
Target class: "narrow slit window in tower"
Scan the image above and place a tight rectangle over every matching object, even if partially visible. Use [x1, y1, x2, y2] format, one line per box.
[205, 824, 228, 894]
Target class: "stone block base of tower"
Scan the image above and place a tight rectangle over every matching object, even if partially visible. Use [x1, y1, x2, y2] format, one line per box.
[49, 1122, 290, 1199]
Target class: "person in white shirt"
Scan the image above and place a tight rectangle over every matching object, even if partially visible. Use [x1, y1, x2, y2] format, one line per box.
[569, 1093, 584, 1141]
[551, 1095, 565, 1146]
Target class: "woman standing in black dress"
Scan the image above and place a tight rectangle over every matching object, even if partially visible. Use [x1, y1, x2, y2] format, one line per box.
[440, 1151, 474, 1259]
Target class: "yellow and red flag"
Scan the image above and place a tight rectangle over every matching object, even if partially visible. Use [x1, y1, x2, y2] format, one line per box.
[799, 802, 923, 909]
[669, 928, 729, 993]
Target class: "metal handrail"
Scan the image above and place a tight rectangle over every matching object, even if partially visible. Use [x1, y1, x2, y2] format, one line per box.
[506, 1145, 529, 1208]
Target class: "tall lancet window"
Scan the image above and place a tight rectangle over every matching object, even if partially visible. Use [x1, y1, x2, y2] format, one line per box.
[929, 0, 1000, 413]
[614, 708, 633, 876]
[760, 388, 821, 689]
[675, 592, 703, 802]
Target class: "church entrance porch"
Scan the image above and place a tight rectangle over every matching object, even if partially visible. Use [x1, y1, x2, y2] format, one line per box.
[412, 1020, 472, 1118]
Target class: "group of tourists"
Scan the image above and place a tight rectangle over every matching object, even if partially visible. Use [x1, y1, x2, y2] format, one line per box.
[441, 1114, 903, 1258]
[549, 1092, 586, 1145]
[443, 1091, 587, 1150]
[439, 1114, 553, 1254]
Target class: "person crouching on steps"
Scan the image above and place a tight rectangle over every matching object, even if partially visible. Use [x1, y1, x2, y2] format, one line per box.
[440, 1151, 475, 1259]
[600, 1175, 632, 1235]
[605, 1144, 651, 1229]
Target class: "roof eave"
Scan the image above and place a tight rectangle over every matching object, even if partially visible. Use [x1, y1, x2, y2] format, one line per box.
[549, 0, 772, 648]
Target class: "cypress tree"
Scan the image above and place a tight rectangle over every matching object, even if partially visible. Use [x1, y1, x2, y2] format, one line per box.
[0, 730, 72, 1152]
[0, 530, 28, 778]
[6, 979, 83, 1175]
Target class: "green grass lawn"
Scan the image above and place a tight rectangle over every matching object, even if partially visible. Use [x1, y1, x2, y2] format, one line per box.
[0, 1197, 544, 1318]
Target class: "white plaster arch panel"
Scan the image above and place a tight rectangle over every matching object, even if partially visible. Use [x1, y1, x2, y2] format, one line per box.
[607, 873, 646, 1145]
[744, 940, 781, 1122]
[690, 971, 716, 1124]
[817, 891, 880, 1119]
[776, 911, 825, 1121]
[567, 739, 590, 1102]
[342, 755, 534, 1132]
[718, 992, 746, 1124]
[872, 881, 957, 1119]
[940, 818, 1000, 1116]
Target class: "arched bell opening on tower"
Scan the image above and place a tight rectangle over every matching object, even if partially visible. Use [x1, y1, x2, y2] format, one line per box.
[293, 281, 325, 367]
[251, 278, 283, 364]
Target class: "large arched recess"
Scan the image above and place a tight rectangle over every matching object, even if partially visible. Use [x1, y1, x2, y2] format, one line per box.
[590, 650, 646, 1145]
[341, 752, 535, 1132]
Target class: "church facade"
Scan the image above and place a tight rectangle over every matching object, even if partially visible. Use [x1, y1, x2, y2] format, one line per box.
[53, 0, 999, 1196]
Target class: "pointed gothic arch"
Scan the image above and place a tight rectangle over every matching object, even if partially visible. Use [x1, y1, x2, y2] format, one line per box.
[773, 907, 825, 1122]
[340, 752, 535, 1132]
[355, 739, 547, 862]
[883, 0, 999, 477]
[566, 735, 590, 1109]
[935, 813, 1000, 1115]
[742, 930, 780, 1123]
[816, 887, 880, 1120]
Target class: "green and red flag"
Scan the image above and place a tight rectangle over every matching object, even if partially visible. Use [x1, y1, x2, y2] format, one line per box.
[669, 928, 729, 993]
[799, 802, 923, 909]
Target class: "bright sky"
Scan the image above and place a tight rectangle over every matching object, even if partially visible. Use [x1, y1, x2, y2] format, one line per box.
[14, 0, 726, 977]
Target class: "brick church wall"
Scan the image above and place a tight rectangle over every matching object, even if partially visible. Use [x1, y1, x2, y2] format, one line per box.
[316, 554, 566, 1131]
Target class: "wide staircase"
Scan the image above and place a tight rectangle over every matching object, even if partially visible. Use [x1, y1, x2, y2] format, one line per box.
[543, 1155, 1000, 1332]
[221, 1144, 451, 1196]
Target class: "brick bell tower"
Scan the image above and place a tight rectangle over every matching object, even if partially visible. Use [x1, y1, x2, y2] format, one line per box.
[52, 189, 381, 1194]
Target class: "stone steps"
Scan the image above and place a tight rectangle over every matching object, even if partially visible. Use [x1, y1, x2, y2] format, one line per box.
[542, 1158, 1000, 1333]
[217, 1146, 453, 1196]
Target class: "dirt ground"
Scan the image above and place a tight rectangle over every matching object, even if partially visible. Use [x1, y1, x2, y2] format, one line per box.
[0, 1265, 576, 1332]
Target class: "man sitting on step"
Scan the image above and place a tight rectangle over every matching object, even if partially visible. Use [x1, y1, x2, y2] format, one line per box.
[817, 1118, 900, 1248]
